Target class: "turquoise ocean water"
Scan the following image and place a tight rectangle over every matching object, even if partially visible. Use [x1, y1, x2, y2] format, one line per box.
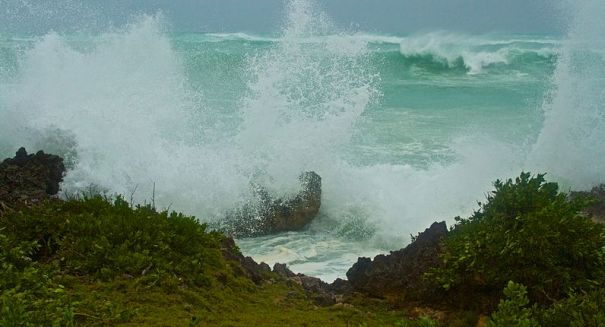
[1, 1, 603, 281]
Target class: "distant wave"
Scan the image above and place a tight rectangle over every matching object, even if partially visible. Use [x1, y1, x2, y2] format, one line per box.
[201, 32, 276, 43]
[189, 31, 558, 44]
[397, 32, 559, 74]
[178, 31, 558, 74]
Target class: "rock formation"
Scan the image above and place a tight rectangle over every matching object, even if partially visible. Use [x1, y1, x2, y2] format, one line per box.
[223, 172, 322, 237]
[346, 221, 448, 301]
[0, 147, 65, 214]
[220, 237, 272, 284]
[272, 263, 352, 306]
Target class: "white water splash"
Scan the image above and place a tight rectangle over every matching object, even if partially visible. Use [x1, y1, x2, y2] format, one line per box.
[0, 1, 379, 223]
[529, 0, 605, 188]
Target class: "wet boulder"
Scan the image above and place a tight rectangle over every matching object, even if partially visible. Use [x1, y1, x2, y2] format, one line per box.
[0, 147, 65, 213]
[346, 221, 448, 301]
[223, 172, 322, 237]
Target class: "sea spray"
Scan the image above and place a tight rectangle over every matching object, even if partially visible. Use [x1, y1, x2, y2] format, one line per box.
[0, 1, 382, 225]
[0, 15, 251, 218]
[529, 0, 605, 188]
[235, 0, 378, 198]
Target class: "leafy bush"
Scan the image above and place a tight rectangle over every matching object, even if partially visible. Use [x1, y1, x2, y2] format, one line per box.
[489, 282, 605, 327]
[0, 231, 76, 326]
[536, 288, 605, 327]
[0, 196, 238, 325]
[1, 196, 227, 287]
[488, 281, 538, 327]
[431, 172, 605, 307]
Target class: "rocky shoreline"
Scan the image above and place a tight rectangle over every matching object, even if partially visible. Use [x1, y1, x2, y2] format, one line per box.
[221, 171, 322, 237]
[2, 148, 605, 326]
[0, 147, 448, 306]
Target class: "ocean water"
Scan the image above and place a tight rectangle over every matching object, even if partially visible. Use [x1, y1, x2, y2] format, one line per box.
[1, 0, 603, 282]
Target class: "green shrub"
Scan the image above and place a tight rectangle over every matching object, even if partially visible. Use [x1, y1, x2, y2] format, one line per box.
[536, 288, 605, 327]
[431, 172, 605, 307]
[0, 231, 76, 326]
[488, 281, 538, 327]
[489, 282, 605, 327]
[417, 316, 441, 327]
[0, 196, 238, 325]
[1, 196, 227, 287]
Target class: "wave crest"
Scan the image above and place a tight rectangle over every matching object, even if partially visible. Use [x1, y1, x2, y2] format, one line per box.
[399, 32, 558, 74]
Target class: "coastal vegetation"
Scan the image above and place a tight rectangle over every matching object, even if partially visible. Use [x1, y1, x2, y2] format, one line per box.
[0, 196, 429, 326]
[1, 149, 604, 326]
[430, 173, 605, 326]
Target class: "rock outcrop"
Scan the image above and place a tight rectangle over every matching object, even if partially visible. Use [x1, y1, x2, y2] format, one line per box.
[224, 172, 322, 237]
[272, 263, 352, 306]
[0, 147, 65, 214]
[220, 237, 272, 284]
[346, 221, 448, 301]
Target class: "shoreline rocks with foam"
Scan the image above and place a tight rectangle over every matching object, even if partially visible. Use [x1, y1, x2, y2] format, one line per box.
[221, 171, 322, 237]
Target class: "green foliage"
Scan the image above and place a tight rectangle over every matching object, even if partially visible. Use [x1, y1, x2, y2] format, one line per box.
[1, 196, 227, 286]
[417, 316, 441, 327]
[489, 282, 605, 327]
[536, 288, 605, 327]
[0, 230, 76, 326]
[431, 172, 605, 306]
[392, 316, 441, 327]
[0, 196, 232, 325]
[488, 281, 538, 327]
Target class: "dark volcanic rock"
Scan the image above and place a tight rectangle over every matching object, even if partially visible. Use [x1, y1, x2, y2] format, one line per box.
[272, 262, 343, 306]
[220, 237, 271, 284]
[295, 275, 336, 306]
[0, 147, 65, 213]
[346, 221, 448, 300]
[273, 263, 296, 278]
[224, 171, 322, 237]
[327, 278, 353, 295]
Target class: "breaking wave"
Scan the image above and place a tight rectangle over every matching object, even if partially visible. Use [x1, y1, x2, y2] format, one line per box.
[398, 32, 558, 74]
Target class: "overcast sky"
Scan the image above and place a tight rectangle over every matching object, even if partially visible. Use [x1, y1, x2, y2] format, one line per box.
[1, 0, 566, 35]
